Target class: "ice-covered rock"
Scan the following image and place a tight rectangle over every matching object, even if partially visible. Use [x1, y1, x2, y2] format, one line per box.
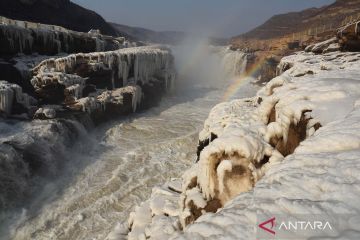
[32, 46, 175, 96]
[0, 80, 36, 116]
[0, 16, 124, 56]
[30, 46, 175, 123]
[0, 54, 59, 99]
[34, 105, 63, 119]
[69, 85, 142, 123]
[127, 180, 183, 240]
[127, 50, 360, 239]
[305, 37, 338, 54]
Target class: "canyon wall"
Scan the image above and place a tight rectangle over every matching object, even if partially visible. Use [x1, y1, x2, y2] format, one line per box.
[230, 0, 360, 83]
[0, 16, 126, 56]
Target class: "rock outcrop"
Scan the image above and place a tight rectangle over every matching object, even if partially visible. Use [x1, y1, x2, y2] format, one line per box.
[338, 21, 360, 51]
[0, 80, 37, 116]
[0, 16, 126, 56]
[28, 46, 175, 124]
[0, 0, 120, 36]
[230, 0, 360, 83]
[0, 45, 176, 125]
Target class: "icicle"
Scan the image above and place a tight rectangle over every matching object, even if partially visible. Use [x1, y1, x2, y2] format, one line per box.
[0, 81, 36, 115]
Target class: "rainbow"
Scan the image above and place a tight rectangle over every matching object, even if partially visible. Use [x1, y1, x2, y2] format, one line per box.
[222, 57, 268, 101]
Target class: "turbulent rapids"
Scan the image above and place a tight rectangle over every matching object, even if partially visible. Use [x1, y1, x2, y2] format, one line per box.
[0, 44, 256, 240]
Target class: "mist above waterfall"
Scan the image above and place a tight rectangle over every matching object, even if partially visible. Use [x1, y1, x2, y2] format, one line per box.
[170, 36, 247, 94]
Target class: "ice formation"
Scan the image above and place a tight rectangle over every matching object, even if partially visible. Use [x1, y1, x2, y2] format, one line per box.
[0, 16, 125, 55]
[32, 46, 174, 88]
[127, 179, 183, 240]
[0, 80, 36, 115]
[127, 49, 360, 239]
[31, 46, 175, 116]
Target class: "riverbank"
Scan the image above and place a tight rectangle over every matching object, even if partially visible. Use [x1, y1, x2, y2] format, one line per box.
[126, 46, 360, 239]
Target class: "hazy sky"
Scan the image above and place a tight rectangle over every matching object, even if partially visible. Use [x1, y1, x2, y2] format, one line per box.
[72, 0, 334, 37]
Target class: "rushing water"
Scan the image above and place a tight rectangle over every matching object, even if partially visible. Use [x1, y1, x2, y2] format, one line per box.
[1, 45, 258, 240]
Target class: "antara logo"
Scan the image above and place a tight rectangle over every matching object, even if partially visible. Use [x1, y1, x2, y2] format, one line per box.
[258, 217, 276, 235]
[258, 216, 334, 236]
[279, 221, 332, 231]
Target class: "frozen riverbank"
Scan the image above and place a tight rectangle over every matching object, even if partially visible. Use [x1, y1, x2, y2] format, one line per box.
[127, 49, 360, 239]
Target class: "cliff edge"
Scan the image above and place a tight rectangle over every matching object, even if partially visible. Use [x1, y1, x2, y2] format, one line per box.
[0, 0, 120, 36]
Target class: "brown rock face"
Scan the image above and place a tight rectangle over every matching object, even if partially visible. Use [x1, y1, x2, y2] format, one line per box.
[269, 109, 322, 157]
[338, 21, 360, 51]
[246, 53, 280, 83]
[196, 133, 218, 162]
[233, 0, 360, 42]
[230, 0, 360, 83]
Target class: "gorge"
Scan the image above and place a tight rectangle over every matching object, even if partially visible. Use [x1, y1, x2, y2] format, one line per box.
[1, 1, 360, 240]
[0, 29, 255, 238]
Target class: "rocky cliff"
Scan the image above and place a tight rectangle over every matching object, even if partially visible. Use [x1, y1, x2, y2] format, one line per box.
[31, 46, 175, 123]
[0, 16, 132, 104]
[0, 16, 126, 57]
[1, 46, 175, 123]
[0, 0, 120, 36]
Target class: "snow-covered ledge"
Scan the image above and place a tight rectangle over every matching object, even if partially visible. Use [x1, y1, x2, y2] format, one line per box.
[123, 50, 360, 240]
[28, 46, 176, 123]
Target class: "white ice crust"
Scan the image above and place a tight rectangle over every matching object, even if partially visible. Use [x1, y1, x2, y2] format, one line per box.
[31, 46, 176, 113]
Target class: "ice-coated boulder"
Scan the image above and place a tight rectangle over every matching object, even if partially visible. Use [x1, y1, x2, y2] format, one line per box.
[68, 86, 141, 124]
